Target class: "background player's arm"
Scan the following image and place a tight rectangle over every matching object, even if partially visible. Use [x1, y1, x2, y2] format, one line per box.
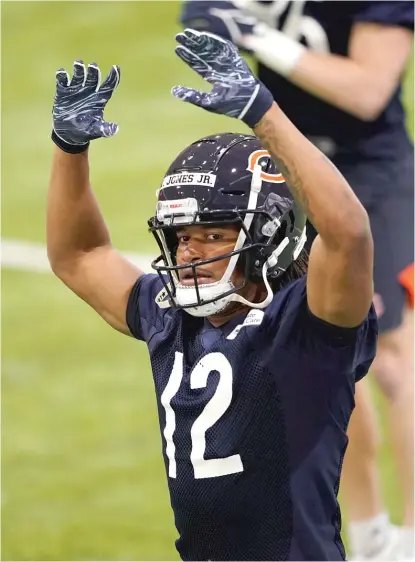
[281, 23, 412, 120]
[254, 104, 373, 327]
[47, 148, 143, 335]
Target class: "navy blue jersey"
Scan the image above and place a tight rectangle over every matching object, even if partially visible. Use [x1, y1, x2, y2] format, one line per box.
[127, 274, 378, 561]
[258, 1, 413, 161]
[181, 0, 414, 162]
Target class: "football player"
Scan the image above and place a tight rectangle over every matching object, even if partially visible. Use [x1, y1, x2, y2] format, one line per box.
[179, 1, 415, 559]
[47, 32, 377, 560]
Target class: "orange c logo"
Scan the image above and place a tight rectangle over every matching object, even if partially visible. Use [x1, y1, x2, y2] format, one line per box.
[247, 150, 285, 183]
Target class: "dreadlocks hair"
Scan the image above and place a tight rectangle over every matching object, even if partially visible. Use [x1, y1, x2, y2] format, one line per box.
[270, 248, 309, 293]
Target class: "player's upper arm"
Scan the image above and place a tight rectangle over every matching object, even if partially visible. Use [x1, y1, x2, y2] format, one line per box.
[349, 3, 413, 117]
[306, 228, 374, 328]
[263, 276, 378, 383]
[54, 245, 144, 335]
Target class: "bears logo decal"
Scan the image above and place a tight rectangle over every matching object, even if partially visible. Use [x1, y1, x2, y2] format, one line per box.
[247, 150, 285, 183]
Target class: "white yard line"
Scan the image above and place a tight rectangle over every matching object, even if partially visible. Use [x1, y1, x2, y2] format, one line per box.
[1, 239, 153, 274]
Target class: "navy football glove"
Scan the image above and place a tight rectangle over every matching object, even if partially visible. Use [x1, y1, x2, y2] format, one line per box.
[180, 0, 257, 52]
[52, 61, 120, 153]
[172, 29, 274, 129]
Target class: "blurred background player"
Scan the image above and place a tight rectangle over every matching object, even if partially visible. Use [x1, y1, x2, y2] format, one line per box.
[179, 1, 414, 560]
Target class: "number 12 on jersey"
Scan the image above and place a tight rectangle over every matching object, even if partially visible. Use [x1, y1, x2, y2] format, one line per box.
[161, 351, 244, 479]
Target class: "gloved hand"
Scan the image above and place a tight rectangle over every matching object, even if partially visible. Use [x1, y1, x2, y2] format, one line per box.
[180, 0, 258, 51]
[172, 29, 274, 129]
[52, 60, 120, 153]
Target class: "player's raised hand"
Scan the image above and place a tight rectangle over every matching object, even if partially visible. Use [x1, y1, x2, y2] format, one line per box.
[172, 29, 273, 128]
[52, 61, 120, 153]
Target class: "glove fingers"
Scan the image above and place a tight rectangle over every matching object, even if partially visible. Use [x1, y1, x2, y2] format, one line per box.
[56, 69, 70, 87]
[89, 119, 119, 138]
[176, 30, 235, 69]
[99, 65, 121, 95]
[175, 46, 210, 78]
[182, 28, 231, 51]
[177, 28, 204, 47]
[101, 121, 119, 138]
[176, 29, 212, 53]
[70, 60, 86, 87]
[172, 85, 210, 109]
[85, 63, 101, 91]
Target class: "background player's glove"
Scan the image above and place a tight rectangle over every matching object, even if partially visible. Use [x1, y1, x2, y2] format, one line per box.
[52, 61, 120, 153]
[180, 0, 258, 52]
[172, 29, 274, 129]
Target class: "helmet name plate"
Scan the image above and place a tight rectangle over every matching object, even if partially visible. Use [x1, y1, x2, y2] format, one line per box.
[161, 172, 217, 189]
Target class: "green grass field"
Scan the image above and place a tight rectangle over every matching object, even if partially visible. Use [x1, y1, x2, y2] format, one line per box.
[1, 2, 413, 560]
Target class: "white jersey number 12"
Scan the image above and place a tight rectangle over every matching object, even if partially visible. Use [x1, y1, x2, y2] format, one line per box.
[160, 351, 244, 479]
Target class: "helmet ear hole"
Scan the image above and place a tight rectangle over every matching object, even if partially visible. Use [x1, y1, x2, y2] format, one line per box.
[246, 246, 269, 282]
[272, 221, 287, 246]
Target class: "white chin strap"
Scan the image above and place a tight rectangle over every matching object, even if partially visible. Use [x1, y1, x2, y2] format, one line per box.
[175, 262, 274, 317]
[175, 165, 274, 318]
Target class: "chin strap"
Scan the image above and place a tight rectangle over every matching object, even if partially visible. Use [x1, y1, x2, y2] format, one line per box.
[230, 262, 273, 309]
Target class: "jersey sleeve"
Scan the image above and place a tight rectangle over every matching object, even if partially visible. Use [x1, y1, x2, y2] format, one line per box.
[180, 1, 228, 27]
[351, 1, 414, 30]
[263, 277, 378, 381]
[126, 273, 170, 343]
[179, 1, 245, 41]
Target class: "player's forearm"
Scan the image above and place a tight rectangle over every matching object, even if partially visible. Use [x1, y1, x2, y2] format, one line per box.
[254, 103, 371, 246]
[288, 51, 389, 121]
[47, 147, 111, 273]
[244, 34, 389, 121]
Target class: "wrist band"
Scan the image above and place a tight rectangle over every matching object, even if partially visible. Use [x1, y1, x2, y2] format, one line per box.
[244, 25, 306, 77]
[51, 130, 89, 154]
[238, 83, 274, 129]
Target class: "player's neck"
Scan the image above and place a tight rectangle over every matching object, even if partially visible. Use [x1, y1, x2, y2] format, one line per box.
[207, 303, 250, 328]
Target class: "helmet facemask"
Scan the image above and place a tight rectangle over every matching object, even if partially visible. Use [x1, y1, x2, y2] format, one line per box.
[150, 213, 255, 317]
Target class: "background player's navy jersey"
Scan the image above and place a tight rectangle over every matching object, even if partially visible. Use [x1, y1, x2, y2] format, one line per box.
[181, 0, 414, 162]
[258, 1, 413, 161]
[127, 274, 378, 561]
